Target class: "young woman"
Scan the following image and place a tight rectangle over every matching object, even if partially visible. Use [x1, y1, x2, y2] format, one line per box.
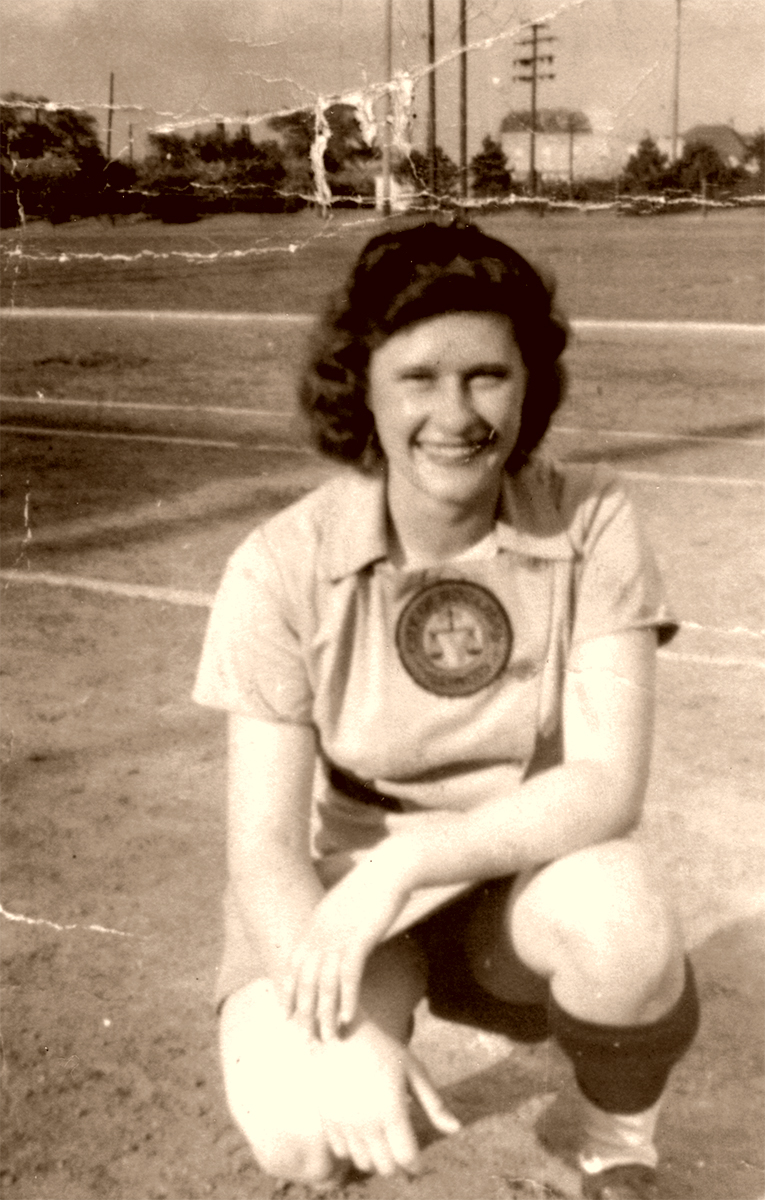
[194, 221, 699, 1200]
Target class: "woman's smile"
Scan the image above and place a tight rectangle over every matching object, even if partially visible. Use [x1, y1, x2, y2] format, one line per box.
[415, 429, 499, 462]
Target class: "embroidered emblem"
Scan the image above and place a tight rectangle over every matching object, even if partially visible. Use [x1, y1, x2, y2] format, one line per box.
[395, 580, 512, 697]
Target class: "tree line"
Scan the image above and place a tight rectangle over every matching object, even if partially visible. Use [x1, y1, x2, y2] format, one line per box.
[620, 134, 763, 196]
[1, 91, 763, 228]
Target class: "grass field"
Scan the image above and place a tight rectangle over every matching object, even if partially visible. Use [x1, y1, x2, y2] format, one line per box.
[2, 207, 764, 319]
[1, 210, 764, 1200]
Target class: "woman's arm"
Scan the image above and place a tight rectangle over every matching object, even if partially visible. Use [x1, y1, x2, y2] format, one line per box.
[392, 625, 657, 887]
[227, 713, 324, 991]
[291, 627, 657, 1033]
[228, 713, 459, 1171]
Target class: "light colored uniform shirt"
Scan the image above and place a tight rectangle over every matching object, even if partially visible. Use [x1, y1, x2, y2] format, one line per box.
[194, 458, 677, 999]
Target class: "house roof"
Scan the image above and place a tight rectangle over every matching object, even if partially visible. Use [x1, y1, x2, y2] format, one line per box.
[500, 108, 591, 135]
[682, 124, 748, 163]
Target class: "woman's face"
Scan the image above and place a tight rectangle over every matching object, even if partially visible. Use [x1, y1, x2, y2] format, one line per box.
[367, 311, 528, 514]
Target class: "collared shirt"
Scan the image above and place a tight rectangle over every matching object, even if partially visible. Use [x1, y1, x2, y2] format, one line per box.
[195, 457, 677, 1001]
[194, 457, 676, 806]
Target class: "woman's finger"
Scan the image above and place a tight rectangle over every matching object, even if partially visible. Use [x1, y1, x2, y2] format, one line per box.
[406, 1054, 462, 1135]
[337, 949, 365, 1031]
[292, 953, 322, 1035]
[382, 1104, 421, 1175]
[359, 1123, 397, 1177]
[322, 1121, 349, 1163]
[343, 1131, 373, 1174]
[316, 952, 342, 1043]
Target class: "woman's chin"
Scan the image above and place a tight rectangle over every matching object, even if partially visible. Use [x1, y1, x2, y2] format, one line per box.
[407, 448, 505, 507]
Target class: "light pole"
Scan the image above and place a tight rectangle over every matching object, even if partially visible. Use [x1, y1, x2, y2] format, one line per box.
[381, 0, 393, 216]
[427, 0, 436, 200]
[459, 0, 468, 201]
[513, 23, 555, 197]
[106, 72, 115, 161]
[671, 0, 682, 163]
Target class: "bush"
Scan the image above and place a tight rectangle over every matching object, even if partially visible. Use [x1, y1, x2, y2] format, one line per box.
[0, 157, 21, 226]
[10, 153, 108, 223]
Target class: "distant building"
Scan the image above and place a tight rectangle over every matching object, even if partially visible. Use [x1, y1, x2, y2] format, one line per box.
[621, 125, 754, 176]
[502, 112, 755, 185]
[500, 108, 627, 183]
[681, 124, 749, 169]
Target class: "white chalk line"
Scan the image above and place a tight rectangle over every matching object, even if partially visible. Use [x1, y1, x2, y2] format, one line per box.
[0, 569, 212, 607]
[0, 424, 297, 452]
[660, 650, 765, 670]
[3, 424, 762, 485]
[572, 319, 765, 337]
[620, 470, 762, 488]
[3, 399, 763, 449]
[552, 425, 765, 448]
[2, 308, 765, 336]
[1, 395, 291, 419]
[0, 307, 312, 323]
[2, 568, 763, 671]
[682, 620, 765, 639]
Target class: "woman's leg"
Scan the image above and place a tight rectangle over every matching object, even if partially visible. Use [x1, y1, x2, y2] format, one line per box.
[466, 839, 698, 1199]
[507, 839, 687, 1024]
[219, 933, 427, 1187]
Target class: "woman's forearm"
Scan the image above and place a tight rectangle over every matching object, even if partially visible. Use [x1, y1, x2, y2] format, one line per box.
[387, 759, 643, 893]
[389, 634, 656, 894]
[227, 716, 326, 988]
[230, 842, 326, 987]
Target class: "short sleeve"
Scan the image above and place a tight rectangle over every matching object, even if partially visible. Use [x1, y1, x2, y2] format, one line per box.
[568, 469, 678, 648]
[193, 531, 314, 723]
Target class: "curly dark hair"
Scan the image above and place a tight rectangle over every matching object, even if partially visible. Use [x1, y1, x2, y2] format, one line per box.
[299, 219, 569, 475]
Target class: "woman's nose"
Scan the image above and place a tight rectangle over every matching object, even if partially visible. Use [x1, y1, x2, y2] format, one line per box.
[436, 375, 474, 425]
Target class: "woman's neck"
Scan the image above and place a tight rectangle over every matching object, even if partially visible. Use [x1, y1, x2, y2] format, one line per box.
[386, 477, 501, 568]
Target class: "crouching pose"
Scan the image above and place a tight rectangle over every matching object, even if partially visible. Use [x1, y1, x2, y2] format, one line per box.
[194, 221, 699, 1200]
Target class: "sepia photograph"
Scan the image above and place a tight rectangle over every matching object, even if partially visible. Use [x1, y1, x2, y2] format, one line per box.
[1, 2, 763, 1197]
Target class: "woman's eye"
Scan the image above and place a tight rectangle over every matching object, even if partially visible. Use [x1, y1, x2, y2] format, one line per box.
[472, 371, 508, 386]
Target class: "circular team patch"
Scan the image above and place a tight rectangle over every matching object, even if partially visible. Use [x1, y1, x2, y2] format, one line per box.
[395, 580, 513, 697]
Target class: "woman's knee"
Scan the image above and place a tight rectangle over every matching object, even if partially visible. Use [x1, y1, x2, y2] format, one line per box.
[246, 1130, 336, 1186]
[510, 841, 684, 1001]
[220, 979, 335, 1185]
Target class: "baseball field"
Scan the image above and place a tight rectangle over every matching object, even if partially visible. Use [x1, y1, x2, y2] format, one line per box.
[1, 207, 763, 1200]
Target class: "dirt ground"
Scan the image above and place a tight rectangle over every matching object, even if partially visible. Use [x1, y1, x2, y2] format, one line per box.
[1, 461, 763, 1200]
[1, 213, 764, 1199]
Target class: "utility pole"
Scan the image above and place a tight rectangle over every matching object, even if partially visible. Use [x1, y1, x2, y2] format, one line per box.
[459, 0, 468, 201]
[106, 71, 115, 161]
[671, 0, 682, 162]
[427, 0, 436, 199]
[381, 0, 393, 216]
[513, 23, 554, 196]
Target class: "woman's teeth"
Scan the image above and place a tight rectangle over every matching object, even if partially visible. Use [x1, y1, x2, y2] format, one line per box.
[419, 434, 496, 461]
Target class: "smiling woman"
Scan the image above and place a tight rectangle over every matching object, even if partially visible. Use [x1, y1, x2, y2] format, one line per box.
[298, 220, 568, 471]
[193, 218, 699, 1200]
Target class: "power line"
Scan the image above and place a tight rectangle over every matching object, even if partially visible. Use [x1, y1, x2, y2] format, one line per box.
[459, 0, 468, 200]
[381, 0, 393, 216]
[427, 0, 436, 199]
[106, 72, 115, 160]
[671, 0, 682, 162]
[513, 22, 555, 196]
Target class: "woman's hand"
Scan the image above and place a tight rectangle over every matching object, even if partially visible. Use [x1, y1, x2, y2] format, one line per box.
[286, 844, 416, 1041]
[312, 1017, 460, 1177]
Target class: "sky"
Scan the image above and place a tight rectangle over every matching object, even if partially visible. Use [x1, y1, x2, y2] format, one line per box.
[2, 0, 764, 164]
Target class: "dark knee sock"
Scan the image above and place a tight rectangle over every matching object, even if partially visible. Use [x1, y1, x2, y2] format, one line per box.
[548, 957, 700, 1113]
